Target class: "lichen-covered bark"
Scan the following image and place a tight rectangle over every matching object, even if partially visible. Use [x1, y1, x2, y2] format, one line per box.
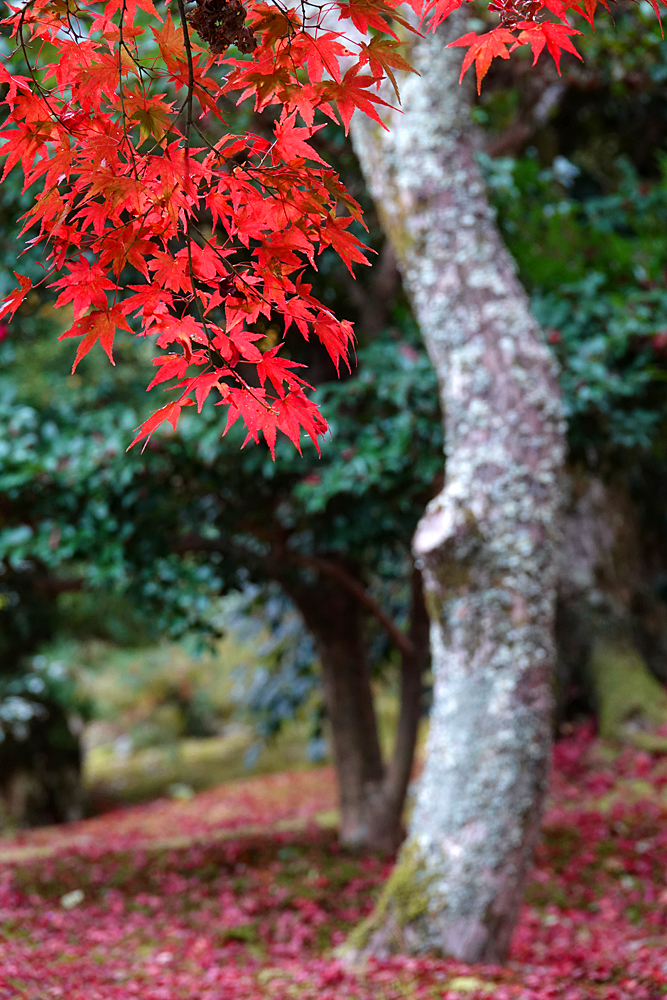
[347, 16, 565, 962]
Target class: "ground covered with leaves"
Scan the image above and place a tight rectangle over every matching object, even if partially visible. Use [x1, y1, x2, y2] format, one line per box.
[1, 725, 667, 999]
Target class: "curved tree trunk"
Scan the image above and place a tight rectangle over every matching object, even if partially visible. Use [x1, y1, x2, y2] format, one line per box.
[346, 16, 565, 962]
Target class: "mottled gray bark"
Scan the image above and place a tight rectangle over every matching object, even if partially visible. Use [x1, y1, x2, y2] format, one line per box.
[346, 16, 566, 962]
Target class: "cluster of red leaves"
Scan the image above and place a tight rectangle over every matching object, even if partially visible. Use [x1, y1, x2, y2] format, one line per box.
[0, 0, 433, 456]
[2, 725, 667, 999]
[0, 0, 373, 455]
[448, 0, 667, 94]
[2, 0, 665, 454]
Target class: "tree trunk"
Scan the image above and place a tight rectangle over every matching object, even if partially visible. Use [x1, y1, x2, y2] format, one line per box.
[557, 472, 667, 747]
[346, 16, 565, 962]
[284, 564, 428, 851]
[381, 568, 430, 840]
[296, 576, 386, 848]
[589, 635, 667, 747]
[0, 701, 84, 832]
[0, 570, 85, 831]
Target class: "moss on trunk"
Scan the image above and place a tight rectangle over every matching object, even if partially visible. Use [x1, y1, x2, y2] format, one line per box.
[342, 839, 435, 959]
[590, 636, 667, 749]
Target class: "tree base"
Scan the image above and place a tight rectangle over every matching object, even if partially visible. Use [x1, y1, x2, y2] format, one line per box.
[341, 840, 434, 963]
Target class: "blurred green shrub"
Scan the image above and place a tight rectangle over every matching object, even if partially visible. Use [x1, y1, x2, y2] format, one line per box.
[482, 152, 667, 457]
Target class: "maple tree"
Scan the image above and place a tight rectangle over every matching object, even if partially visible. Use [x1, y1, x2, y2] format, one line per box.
[2, 0, 663, 452]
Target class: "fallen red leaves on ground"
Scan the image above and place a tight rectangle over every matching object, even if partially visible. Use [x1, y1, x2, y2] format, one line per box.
[2, 726, 667, 999]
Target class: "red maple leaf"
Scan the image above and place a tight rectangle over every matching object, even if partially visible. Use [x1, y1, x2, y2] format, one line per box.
[319, 216, 372, 274]
[448, 28, 515, 93]
[314, 312, 354, 374]
[59, 306, 132, 372]
[358, 36, 418, 102]
[0, 272, 32, 322]
[275, 387, 329, 454]
[255, 346, 309, 396]
[191, 370, 230, 412]
[52, 263, 116, 320]
[420, 0, 465, 30]
[323, 66, 394, 135]
[146, 353, 192, 390]
[128, 397, 195, 451]
[514, 21, 583, 73]
[271, 114, 327, 165]
[148, 253, 191, 293]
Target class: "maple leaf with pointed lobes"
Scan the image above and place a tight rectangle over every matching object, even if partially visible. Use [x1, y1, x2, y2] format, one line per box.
[154, 315, 203, 353]
[52, 262, 116, 319]
[148, 253, 191, 293]
[280, 85, 319, 129]
[122, 286, 173, 325]
[59, 306, 133, 372]
[222, 384, 275, 451]
[448, 28, 515, 93]
[100, 237, 158, 279]
[222, 384, 328, 458]
[128, 397, 195, 451]
[315, 312, 354, 374]
[271, 114, 327, 165]
[122, 90, 174, 144]
[190, 370, 230, 412]
[146, 352, 192, 390]
[275, 388, 329, 454]
[358, 36, 418, 102]
[255, 346, 309, 396]
[0, 273, 32, 322]
[420, 0, 465, 31]
[72, 51, 125, 105]
[335, 0, 414, 39]
[150, 14, 187, 72]
[323, 66, 395, 135]
[320, 216, 372, 275]
[299, 33, 345, 85]
[228, 325, 265, 361]
[515, 21, 582, 73]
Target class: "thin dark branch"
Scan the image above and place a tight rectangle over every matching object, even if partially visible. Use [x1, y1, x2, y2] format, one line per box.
[287, 552, 417, 658]
[175, 533, 416, 657]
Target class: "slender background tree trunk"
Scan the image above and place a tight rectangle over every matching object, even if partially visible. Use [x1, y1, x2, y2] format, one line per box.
[557, 473, 667, 746]
[346, 15, 566, 962]
[283, 563, 428, 851]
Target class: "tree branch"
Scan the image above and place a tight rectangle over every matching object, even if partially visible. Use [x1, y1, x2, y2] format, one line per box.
[175, 533, 416, 658]
[286, 552, 417, 659]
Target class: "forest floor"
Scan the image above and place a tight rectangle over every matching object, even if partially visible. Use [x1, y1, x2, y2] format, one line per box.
[1, 723, 667, 999]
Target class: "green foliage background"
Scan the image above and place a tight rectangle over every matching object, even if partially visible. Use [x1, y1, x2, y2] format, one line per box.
[2, 0, 667, 778]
